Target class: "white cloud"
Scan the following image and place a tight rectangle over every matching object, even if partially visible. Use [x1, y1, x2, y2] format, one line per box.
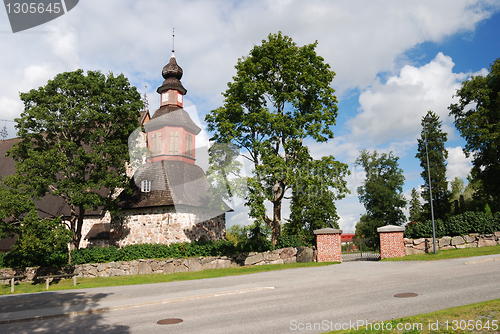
[447, 146, 473, 180]
[1, 0, 498, 229]
[347, 52, 470, 147]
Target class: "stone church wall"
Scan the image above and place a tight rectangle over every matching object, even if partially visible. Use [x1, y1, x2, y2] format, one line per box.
[109, 206, 226, 247]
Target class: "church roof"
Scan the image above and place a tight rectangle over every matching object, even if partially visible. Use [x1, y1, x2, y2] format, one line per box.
[0, 137, 107, 219]
[118, 160, 232, 212]
[157, 53, 187, 95]
[147, 107, 201, 134]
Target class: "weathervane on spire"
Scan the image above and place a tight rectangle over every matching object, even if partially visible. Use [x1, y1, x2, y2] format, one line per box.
[172, 28, 175, 53]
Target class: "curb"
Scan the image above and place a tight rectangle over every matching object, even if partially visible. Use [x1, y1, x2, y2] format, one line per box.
[464, 256, 500, 265]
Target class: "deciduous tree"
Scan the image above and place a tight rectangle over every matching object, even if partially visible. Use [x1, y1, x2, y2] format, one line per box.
[7, 69, 142, 253]
[355, 150, 406, 237]
[449, 58, 500, 211]
[205, 32, 349, 245]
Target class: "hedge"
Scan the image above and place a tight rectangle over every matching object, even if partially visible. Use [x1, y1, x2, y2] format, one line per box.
[405, 212, 500, 239]
[0, 234, 312, 268]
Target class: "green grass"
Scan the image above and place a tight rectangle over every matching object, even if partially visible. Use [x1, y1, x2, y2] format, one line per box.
[323, 298, 500, 333]
[382, 244, 500, 261]
[0, 261, 337, 295]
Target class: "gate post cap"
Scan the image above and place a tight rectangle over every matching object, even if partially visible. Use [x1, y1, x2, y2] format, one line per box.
[314, 228, 342, 235]
[377, 225, 405, 233]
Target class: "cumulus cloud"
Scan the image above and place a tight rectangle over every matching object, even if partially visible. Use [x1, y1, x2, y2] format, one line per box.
[1, 0, 498, 228]
[347, 53, 469, 147]
[447, 146, 473, 180]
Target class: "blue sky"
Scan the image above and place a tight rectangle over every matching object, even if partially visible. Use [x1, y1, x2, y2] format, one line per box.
[1, 1, 499, 232]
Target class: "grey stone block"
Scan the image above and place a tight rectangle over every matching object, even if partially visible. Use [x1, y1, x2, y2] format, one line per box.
[413, 238, 425, 245]
[138, 262, 152, 275]
[464, 235, 476, 243]
[263, 251, 280, 262]
[478, 239, 497, 247]
[451, 236, 465, 246]
[296, 247, 314, 263]
[244, 253, 264, 266]
[188, 258, 203, 272]
[405, 247, 425, 255]
[439, 237, 452, 247]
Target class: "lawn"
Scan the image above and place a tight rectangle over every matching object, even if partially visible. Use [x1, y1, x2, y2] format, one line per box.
[383, 244, 500, 261]
[0, 261, 337, 295]
[323, 298, 500, 334]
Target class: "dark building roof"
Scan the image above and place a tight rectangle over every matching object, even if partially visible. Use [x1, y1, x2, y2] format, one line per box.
[0, 137, 105, 219]
[0, 138, 20, 178]
[118, 160, 231, 212]
[138, 110, 150, 125]
[0, 236, 16, 252]
[157, 54, 187, 95]
[148, 108, 201, 134]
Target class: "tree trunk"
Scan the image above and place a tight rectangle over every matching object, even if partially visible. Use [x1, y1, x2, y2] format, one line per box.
[270, 180, 285, 245]
[68, 205, 85, 264]
[271, 199, 282, 246]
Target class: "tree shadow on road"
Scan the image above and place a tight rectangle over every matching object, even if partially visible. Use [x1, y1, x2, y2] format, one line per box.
[0, 291, 129, 333]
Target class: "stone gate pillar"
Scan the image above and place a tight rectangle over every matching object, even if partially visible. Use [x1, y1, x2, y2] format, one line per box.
[314, 228, 342, 262]
[377, 225, 406, 259]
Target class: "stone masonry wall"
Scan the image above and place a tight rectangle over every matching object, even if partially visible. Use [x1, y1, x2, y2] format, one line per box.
[379, 231, 405, 259]
[109, 207, 226, 247]
[0, 247, 315, 284]
[405, 232, 500, 255]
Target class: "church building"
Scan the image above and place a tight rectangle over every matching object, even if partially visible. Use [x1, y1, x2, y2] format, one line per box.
[0, 52, 230, 251]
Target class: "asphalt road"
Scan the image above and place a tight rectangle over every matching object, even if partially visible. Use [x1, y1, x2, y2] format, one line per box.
[0, 254, 499, 333]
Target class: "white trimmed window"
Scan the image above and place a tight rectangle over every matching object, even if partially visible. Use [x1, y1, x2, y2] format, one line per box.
[151, 132, 161, 155]
[141, 180, 151, 192]
[169, 131, 179, 154]
[185, 134, 193, 158]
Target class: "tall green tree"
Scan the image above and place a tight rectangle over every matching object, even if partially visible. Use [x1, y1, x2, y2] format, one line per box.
[416, 111, 451, 221]
[6, 69, 142, 252]
[355, 150, 406, 238]
[408, 188, 424, 223]
[205, 32, 349, 245]
[449, 58, 500, 211]
[283, 157, 345, 241]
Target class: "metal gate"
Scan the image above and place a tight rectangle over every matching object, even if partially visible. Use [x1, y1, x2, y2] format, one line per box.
[342, 237, 380, 261]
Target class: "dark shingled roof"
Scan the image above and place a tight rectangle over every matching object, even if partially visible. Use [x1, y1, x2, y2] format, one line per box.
[1, 137, 105, 219]
[118, 160, 231, 212]
[0, 236, 17, 252]
[157, 54, 187, 95]
[148, 108, 201, 134]
[138, 110, 150, 125]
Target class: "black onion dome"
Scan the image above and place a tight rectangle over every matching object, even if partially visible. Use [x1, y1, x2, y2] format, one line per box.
[157, 52, 187, 95]
[162, 53, 183, 80]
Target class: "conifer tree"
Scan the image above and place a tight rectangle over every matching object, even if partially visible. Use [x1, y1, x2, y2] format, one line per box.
[408, 188, 424, 222]
[416, 111, 451, 221]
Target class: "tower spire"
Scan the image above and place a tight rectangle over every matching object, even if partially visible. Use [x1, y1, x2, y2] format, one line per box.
[172, 28, 175, 54]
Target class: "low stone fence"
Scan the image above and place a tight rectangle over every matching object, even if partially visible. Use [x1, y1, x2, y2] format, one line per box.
[405, 232, 500, 255]
[0, 246, 315, 283]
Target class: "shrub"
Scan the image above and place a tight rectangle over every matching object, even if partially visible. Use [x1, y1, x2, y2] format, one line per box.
[70, 239, 243, 265]
[275, 235, 310, 249]
[404, 219, 446, 239]
[405, 211, 500, 239]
